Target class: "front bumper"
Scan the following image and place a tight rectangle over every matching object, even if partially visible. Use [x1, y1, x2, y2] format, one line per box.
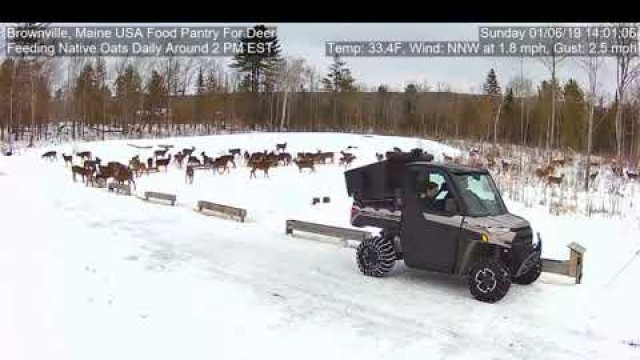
[513, 234, 542, 278]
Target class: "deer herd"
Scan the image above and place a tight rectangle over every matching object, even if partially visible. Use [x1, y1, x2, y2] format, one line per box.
[40, 141, 362, 187]
[437, 146, 640, 190]
[41, 141, 640, 191]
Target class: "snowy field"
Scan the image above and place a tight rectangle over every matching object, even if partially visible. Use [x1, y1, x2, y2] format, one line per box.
[1, 132, 639, 360]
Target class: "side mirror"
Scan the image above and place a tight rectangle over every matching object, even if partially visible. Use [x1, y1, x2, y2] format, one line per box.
[445, 198, 459, 214]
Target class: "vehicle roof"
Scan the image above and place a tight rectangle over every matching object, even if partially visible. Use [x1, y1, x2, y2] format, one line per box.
[406, 161, 489, 174]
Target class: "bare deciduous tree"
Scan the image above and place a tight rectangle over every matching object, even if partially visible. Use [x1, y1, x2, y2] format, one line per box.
[613, 22, 640, 160]
[539, 45, 566, 156]
[577, 55, 603, 190]
[277, 57, 307, 129]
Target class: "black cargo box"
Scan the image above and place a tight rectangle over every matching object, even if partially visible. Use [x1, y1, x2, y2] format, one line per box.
[345, 151, 433, 201]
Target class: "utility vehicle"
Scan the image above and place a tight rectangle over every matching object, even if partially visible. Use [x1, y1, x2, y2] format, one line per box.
[345, 150, 542, 302]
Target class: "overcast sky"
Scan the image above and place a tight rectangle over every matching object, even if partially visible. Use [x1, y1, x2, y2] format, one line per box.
[0, 22, 630, 98]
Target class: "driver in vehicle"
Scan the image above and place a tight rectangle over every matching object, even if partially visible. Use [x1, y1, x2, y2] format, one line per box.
[419, 181, 444, 212]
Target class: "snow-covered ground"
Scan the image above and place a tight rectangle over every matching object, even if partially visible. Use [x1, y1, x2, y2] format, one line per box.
[1, 132, 639, 360]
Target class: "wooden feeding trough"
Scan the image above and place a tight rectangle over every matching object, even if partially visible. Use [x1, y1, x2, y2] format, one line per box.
[541, 242, 586, 284]
[196, 200, 247, 222]
[144, 191, 176, 206]
[285, 219, 372, 248]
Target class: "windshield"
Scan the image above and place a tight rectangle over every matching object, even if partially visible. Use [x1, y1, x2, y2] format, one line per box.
[453, 172, 507, 216]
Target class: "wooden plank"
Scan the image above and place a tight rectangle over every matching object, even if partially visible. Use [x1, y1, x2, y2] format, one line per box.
[144, 191, 176, 206]
[197, 200, 247, 222]
[286, 219, 372, 242]
[541, 258, 570, 276]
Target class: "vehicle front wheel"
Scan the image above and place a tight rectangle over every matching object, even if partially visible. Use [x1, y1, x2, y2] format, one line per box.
[513, 258, 542, 285]
[356, 235, 396, 277]
[468, 260, 511, 303]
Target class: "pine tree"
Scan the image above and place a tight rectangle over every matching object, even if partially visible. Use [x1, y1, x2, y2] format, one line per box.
[74, 63, 97, 129]
[562, 79, 586, 150]
[483, 68, 501, 96]
[403, 84, 418, 134]
[145, 70, 167, 134]
[501, 87, 516, 142]
[115, 64, 142, 135]
[195, 67, 206, 123]
[322, 56, 356, 92]
[229, 25, 282, 93]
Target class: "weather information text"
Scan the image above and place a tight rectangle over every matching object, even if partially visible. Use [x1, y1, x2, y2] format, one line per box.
[325, 26, 640, 57]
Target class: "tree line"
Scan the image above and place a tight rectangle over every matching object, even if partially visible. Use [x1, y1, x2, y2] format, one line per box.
[1, 23, 639, 164]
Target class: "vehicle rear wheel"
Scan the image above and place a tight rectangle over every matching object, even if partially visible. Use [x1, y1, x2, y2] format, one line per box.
[356, 235, 396, 277]
[513, 258, 542, 285]
[468, 260, 511, 303]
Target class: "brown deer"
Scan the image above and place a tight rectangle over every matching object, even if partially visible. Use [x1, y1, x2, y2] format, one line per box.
[174, 152, 185, 168]
[76, 151, 92, 160]
[84, 157, 101, 171]
[62, 153, 73, 166]
[201, 152, 214, 168]
[156, 155, 172, 171]
[294, 158, 316, 173]
[212, 157, 230, 174]
[248, 153, 265, 166]
[276, 142, 287, 152]
[137, 163, 148, 177]
[501, 159, 511, 173]
[71, 165, 90, 183]
[113, 167, 136, 189]
[229, 148, 242, 157]
[278, 152, 292, 166]
[94, 165, 114, 184]
[154, 148, 168, 159]
[250, 160, 276, 178]
[546, 174, 565, 188]
[218, 155, 236, 168]
[265, 153, 279, 165]
[185, 165, 194, 184]
[42, 151, 57, 161]
[98, 165, 113, 177]
[182, 146, 196, 157]
[316, 151, 335, 164]
[535, 165, 555, 180]
[187, 156, 201, 166]
[339, 154, 356, 167]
